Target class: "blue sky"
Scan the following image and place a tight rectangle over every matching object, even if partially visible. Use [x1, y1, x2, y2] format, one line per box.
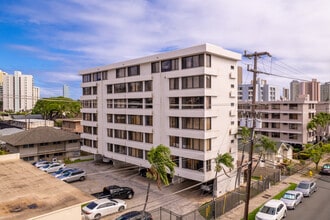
[0, 0, 329, 100]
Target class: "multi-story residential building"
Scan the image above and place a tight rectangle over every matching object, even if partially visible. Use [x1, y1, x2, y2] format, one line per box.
[290, 79, 320, 101]
[320, 82, 330, 101]
[238, 98, 317, 149]
[2, 71, 40, 112]
[0, 70, 8, 111]
[80, 44, 241, 196]
[238, 78, 280, 101]
[63, 84, 70, 98]
[282, 88, 290, 101]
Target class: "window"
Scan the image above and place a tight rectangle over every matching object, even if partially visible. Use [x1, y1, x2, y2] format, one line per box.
[82, 74, 91, 82]
[206, 75, 211, 88]
[145, 116, 153, 126]
[271, 132, 280, 138]
[116, 68, 126, 78]
[23, 144, 34, 148]
[206, 160, 211, 171]
[106, 99, 113, 108]
[289, 124, 298, 130]
[128, 99, 143, 108]
[107, 85, 112, 94]
[182, 158, 204, 171]
[182, 54, 204, 69]
[145, 98, 152, 109]
[114, 145, 127, 155]
[169, 136, 180, 148]
[182, 75, 204, 89]
[171, 155, 180, 166]
[127, 65, 140, 76]
[92, 86, 97, 95]
[289, 133, 298, 140]
[128, 115, 143, 125]
[145, 80, 152, 91]
[114, 83, 126, 93]
[82, 87, 92, 95]
[151, 62, 160, 73]
[145, 133, 153, 143]
[169, 117, 179, 128]
[107, 143, 113, 151]
[182, 138, 211, 151]
[182, 117, 211, 130]
[93, 72, 102, 81]
[169, 97, 179, 109]
[271, 113, 280, 119]
[169, 78, 179, 90]
[161, 58, 179, 72]
[114, 130, 127, 139]
[107, 129, 113, 137]
[289, 114, 298, 120]
[128, 81, 143, 92]
[107, 114, 112, 123]
[182, 97, 205, 109]
[114, 99, 126, 108]
[289, 104, 298, 110]
[128, 131, 143, 142]
[114, 114, 126, 124]
[206, 54, 211, 67]
[102, 71, 108, 80]
[128, 147, 143, 158]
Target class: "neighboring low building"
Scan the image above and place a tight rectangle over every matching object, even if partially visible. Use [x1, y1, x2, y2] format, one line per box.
[255, 142, 293, 167]
[0, 153, 93, 220]
[0, 126, 81, 162]
[61, 118, 83, 134]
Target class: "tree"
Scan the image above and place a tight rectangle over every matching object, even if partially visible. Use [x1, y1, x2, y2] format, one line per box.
[253, 135, 277, 170]
[307, 112, 330, 143]
[143, 144, 176, 216]
[212, 152, 234, 219]
[32, 97, 81, 120]
[301, 143, 330, 170]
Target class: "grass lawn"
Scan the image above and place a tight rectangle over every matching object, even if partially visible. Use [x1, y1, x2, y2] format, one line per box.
[246, 183, 297, 220]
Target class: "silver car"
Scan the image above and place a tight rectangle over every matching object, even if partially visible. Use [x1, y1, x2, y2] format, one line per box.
[280, 190, 303, 209]
[295, 180, 317, 197]
[57, 169, 86, 182]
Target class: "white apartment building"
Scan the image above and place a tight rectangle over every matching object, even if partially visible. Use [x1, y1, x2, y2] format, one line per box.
[2, 71, 40, 112]
[238, 78, 280, 101]
[80, 44, 241, 196]
[238, 98, 317, 149]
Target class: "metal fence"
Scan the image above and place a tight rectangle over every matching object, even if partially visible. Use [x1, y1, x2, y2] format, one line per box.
[148, 169, 281, 220]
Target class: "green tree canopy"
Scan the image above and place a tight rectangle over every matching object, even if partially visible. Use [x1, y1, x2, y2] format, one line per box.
[307, 112, 330, 143]
[32, 97, 81, 120]
[301, 143, 330, 170]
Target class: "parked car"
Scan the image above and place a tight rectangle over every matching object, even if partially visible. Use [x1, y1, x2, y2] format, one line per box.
[57, 169, 86, 182]
[255, 199, 287, 220]
[39, 162, 65, 173]
[320, 163, 330, 175]
[51, 167, 77, 177]
[280, 190, 303, 209]
[295, 180, 317, 197]
[33, 160, 51, 168]
[115, 211, 153, 220]
[92, 185, 134, 200]
[82, 198, 126, 220]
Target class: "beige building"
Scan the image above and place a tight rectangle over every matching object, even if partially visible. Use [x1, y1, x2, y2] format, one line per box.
[320, 82, 330, 101]
[2, 71, 40, 112]
[238, 99, 317, 148]
[0, 153, 93, 220]
[0, 126, 81, 162]
[62, 118, 83, 134]
[80, 43, 241, 196]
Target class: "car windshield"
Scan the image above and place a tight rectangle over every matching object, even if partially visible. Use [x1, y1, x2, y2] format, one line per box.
[42, 164, 50, 168]
[62, 172, 71, 177]
[86, 202, 98, 210]
[55, 169, 64, 174]
[260, 206, 276, 215]
[323, 164, 330, 169]
[283, 193, 295, 200]
[298, 183, 309, 189]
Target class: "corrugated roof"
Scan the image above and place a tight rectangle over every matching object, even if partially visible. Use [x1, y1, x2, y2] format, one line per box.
[0, 126, 80, 146]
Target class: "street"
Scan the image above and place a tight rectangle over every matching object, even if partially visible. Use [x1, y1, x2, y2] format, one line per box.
[286, 175, 330, 220]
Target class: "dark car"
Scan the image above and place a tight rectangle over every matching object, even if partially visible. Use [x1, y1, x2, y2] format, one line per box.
[320, 163, 330, 175]
[92, 185, 134, 200]
[115, 211, 152, 220]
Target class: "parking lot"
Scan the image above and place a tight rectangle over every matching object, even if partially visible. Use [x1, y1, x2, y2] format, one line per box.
[66, 160, 212, 219]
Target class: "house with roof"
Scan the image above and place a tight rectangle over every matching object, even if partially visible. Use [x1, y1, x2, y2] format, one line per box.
[0, 126, 81, 162]
[0, 153, 94, 220]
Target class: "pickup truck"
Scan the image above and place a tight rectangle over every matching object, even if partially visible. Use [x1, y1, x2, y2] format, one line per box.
[92, 185, 134, 199]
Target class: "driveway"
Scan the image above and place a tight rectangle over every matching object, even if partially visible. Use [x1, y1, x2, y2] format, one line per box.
[67, 160, 211, 219]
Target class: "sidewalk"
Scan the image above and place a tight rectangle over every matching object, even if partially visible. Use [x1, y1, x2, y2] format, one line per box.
[219, 171, 313, 219]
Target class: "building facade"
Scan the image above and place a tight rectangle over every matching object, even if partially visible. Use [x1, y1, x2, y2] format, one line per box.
[320, 82, 330, 101]
[2, 71, 40, 112]
[63, 84, 70, 98]
[80, 44, 241, 196]
[290, 79, 320, 101]
[238, 78, 280, 101]
[238, 99, 317, 148]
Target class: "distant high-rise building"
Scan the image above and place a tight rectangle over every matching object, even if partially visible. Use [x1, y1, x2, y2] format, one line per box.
[238, 78, 280, 101]
[0, 70, 8, 111]
[320, 82, 330, 101]
[290, 79, 320, 101]
[63, 84, 69, 98]
[282, 88, 290, 100]
[3, 71, 40, 112]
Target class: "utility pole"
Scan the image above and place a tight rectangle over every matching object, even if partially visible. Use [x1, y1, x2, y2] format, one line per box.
[243, 51, 271, 220]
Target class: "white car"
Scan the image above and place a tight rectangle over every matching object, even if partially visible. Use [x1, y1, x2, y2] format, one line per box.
[255, 199, 287, 220]
[280, 190, 303, 209]
[39, 162, 65, 173]
[33, 160, 51, 168]
[82, 198, 126, 220]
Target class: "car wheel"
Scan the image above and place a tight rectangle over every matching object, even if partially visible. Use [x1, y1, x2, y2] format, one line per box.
[79, 176, 85, 181]
[127, 193, 133, 199]
[118, 206, 125, 212]
[283, 210, 287, 219]
[94, 213, 101, 220]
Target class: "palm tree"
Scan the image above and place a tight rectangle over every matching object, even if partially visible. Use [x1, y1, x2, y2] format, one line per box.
[236, 127, 251, 188]
[142, 144, 176, 216]
[212, 152, 234, 219]
[307, 112, 330, 143]
[253, 135, 277, 170]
